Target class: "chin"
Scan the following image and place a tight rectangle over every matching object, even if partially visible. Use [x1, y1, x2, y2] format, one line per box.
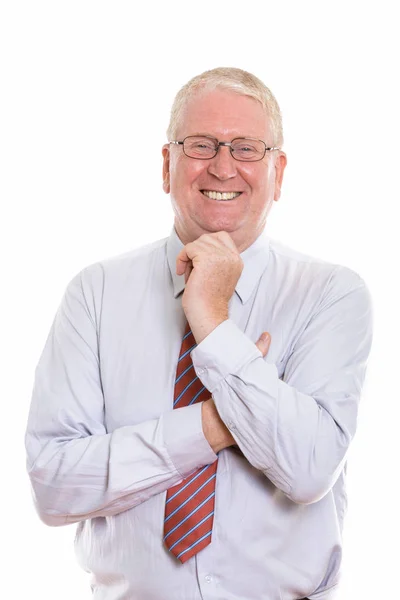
[204, 216, 243, 232]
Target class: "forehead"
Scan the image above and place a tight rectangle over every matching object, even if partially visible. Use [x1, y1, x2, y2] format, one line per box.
[177, 88, 271, 141]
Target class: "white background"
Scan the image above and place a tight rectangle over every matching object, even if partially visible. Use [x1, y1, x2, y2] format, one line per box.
[1, 1, 398, 598]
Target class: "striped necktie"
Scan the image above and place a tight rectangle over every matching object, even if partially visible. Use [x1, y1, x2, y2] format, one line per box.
[163, 321, 218, 563]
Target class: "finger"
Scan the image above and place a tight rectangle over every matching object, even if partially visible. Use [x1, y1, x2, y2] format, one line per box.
[255, 332, 271, 358]
[176, 249, 191, 276]
[195, 232, 239, 255]
[184, 262, 193, 284]
[214, 231, 240, 252]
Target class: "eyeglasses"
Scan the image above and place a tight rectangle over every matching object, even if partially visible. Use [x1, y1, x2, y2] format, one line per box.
[169, 135, 280, 162]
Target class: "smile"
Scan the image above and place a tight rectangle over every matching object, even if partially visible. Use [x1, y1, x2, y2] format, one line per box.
[201, 190, 242, 201]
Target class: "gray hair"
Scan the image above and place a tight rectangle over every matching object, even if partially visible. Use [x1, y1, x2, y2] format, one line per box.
[166, 67, 284, 147]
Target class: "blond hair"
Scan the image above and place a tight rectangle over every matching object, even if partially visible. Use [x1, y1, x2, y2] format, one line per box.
[166, 67, 283, 147]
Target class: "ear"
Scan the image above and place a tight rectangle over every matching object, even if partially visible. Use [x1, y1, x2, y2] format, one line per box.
[162, 144, 171, 194]
[273, 152, 287, 202]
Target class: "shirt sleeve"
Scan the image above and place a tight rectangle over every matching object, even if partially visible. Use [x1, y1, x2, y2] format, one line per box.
[25, 270, 217, 527]
[190, 266, 373, 505]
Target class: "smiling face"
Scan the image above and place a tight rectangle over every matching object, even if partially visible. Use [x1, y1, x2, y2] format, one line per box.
[162, 88, 287, 252]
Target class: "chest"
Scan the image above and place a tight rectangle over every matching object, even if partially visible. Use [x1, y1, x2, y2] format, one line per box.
[98, 276, 314, 432]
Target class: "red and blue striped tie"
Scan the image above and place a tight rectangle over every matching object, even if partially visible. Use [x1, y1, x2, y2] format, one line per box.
[163, 321, 218, 563]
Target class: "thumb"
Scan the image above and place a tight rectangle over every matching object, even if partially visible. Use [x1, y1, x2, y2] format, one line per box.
[255, 332, 271, 357]
[184, 262, 193, 284]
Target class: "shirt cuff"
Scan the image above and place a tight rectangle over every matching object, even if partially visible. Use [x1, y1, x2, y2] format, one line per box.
[190, 318, 262, 392]
[162, 402, 218, 478]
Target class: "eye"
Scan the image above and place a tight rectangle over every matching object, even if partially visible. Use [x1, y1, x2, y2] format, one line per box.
[196, 139, 216, 149]
[184, 137, 217, 157]
[236, 144, 257, 152]
[231, 139, 265, 160]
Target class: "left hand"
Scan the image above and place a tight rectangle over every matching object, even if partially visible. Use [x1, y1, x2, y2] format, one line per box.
[176, 231, 244, 325]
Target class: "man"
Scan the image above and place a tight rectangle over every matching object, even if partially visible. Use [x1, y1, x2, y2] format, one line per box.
[25, 67, 373, 599]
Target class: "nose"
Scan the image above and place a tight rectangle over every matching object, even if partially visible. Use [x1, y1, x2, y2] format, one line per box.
[207, 145, 237, 180]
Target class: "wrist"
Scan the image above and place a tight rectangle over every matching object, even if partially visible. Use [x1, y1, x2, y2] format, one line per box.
[187, 309, 229, 345]
[201, 399, 235, 454]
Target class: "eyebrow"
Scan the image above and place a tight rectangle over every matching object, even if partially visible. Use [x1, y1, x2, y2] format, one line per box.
[187, 133, 218, 138]
[183, 133, 251, 140]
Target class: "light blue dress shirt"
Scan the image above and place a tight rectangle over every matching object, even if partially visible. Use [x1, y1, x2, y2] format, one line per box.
[25, 226, 373, 600]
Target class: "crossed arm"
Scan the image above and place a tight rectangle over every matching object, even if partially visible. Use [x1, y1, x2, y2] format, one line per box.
[25, 266, 372, 526]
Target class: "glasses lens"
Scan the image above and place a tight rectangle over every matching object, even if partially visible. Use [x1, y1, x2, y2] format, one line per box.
[231, 139, 266, 161]
[183, 136, 217, 159]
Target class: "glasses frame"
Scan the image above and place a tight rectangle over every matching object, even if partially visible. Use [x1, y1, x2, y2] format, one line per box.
[170, 135, 280, 162]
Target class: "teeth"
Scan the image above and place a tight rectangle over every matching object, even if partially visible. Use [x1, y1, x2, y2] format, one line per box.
[202, 191, 241, 200]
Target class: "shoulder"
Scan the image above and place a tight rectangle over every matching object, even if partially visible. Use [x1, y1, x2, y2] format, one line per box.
[65, 235, 169, 300]
[268, 237, 372, 309]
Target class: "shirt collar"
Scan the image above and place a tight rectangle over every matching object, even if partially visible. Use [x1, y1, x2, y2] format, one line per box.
[166, 226, 271, 305]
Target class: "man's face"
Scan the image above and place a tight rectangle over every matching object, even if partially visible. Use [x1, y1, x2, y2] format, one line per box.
[162, 88, 287, 252]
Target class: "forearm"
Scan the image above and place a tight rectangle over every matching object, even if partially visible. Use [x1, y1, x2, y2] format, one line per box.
[26, 403, 217, 526]
[190, 274, 373, 505]
[211, 365, 345, 504]
[26, 271, 218, 526]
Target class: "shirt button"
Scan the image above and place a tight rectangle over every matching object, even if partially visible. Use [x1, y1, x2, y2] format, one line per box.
[197, 368, 205, 375]
[205, 575, 213, 583]
[228, 422, 236, 430]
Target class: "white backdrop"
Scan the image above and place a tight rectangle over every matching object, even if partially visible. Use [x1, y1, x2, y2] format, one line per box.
[1, 1, 398, 598]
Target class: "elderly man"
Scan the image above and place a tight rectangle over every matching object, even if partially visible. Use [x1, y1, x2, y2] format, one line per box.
[25, 67, 373, 600]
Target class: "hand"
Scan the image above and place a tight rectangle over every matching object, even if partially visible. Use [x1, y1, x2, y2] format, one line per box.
[202, 332, 272, 453]
[176, 231, 244, 342]
[254, 331, 271, 358]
